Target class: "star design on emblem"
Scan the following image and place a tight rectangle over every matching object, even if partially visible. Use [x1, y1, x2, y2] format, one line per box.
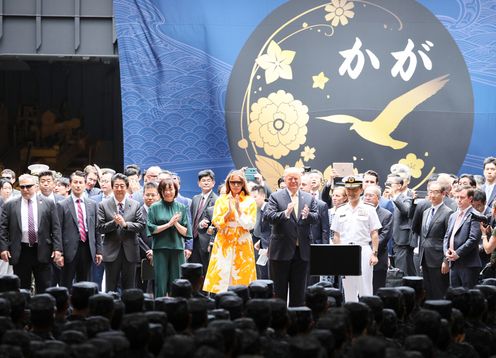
[312, 72, 329, 90]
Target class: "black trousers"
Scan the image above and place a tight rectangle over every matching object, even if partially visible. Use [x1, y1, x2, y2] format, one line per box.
[61, 240, 92, 289]
[373, 269, 387, 294]
[450, 266, 480, 289]
[105, 246, 136, 292]
[13, 243, 51, 293]
[190, 237, 210, 274]
[270, 247, 308, 307]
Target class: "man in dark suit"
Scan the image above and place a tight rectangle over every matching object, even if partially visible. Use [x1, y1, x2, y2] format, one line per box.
[389, 175, 415, 275]
[38, 170, 65, 203]
[190, 169, 218, 272]
[419, 181, 453, 299]
[301, 174, 330, 245]
[89, 169, 114, 290]
[0, 174, 63, 293]
[38, 169, 67, 286]
[363, 185, 393, 294]
[264, 167, 318, 306]
[58, 171, 103, 289]
[136, 181, 158, 292]
[84, 165, 102, 197]
[251, 185, 271, 279]
[482, 157, 496, 212]
[97, 173, 145, 292]
[443, 185, 482, 289]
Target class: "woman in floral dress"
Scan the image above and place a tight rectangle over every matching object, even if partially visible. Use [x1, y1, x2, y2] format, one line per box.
[203, 170, 257, 293]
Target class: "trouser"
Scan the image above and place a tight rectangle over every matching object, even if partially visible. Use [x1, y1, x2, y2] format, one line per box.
[450, 266, 480, 289]
[154, 248, 185, 298]
[270, 247, 308, 307]
[105, 247, 136, 292]
[342, 245, 373, 302]
[61, 240, 92, 289]
[14, 244, 51, 293]
[394, 244, 415, 275]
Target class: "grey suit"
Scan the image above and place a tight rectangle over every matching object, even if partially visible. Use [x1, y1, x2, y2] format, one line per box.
[392, 193, 415, 275]
[97, 198, 145, 291]
[57, 196, 102, 289]
[443, 207, 482, 289]
[190, 191, 218, 272]
[373, 206, 393, 293]
[0, 195, 62, 292]
[420, 203, 452, 299]
[264, 189, 318, 306]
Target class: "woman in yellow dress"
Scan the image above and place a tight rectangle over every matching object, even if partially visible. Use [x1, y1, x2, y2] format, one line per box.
[203, 170, 257, 293]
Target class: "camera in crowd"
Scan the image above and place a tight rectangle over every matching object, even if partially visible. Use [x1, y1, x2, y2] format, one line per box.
[471, 212, 491, 227]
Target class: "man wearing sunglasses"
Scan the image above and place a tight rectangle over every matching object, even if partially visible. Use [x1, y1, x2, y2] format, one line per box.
[0, 174, 63, 293]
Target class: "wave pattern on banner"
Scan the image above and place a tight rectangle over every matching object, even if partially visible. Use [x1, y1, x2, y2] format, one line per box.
[114, 0, 233, 168]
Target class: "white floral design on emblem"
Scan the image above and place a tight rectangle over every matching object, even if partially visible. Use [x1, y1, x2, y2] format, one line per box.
[256, 41, 296, 84]
[325, 0, 355, 27]
[249, 90, 309, 159]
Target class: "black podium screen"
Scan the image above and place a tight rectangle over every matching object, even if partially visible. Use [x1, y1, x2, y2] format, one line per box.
[310, 244, 362, 276]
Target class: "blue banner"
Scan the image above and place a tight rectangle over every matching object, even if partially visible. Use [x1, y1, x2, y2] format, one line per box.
[115, 0, 496, 195]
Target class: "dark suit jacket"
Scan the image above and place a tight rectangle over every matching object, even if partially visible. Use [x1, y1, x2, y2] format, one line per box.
[57, 196, 101, 264]
[190, 191, 218, 252]
[0, 195, 62, 265]
[375, 206, 393, 271]
[138, 206, 152, 255]
[419, 203, 452, 268]
[310, 199, 330, 244]
[443, 208, 482, 269]
[482, 184, 496, 211]
[253, 204, 271, 249]
[97, 198, 145, 263]
[392, 193, 413, 246]
[264, 189, 318, 261]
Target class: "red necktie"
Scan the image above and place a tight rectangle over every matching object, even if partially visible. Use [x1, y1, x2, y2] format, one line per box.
[76, 199, 87, 243]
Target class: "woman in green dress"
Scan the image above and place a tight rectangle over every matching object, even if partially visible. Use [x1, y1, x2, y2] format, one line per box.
[147, 178, 192, 297]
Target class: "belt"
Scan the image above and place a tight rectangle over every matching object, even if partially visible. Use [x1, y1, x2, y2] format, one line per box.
[21, 242, 38, 248]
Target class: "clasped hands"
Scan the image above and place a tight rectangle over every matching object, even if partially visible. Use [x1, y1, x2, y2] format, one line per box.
[113, 213, 127, 228]
[225, 193, 241, 219]
[285, 202, 309, 219]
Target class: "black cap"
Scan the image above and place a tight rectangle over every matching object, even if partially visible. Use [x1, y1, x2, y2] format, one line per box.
[396, 286, 416, 315]
[0, 274, 20, 292]
[214, 291, 237, 308]
[121, 288, 144, 313]
[218, 295, 244, 320]
[71, 282, 98, 310]
[402, 276, 424, 293]
[475, 284, 496, 311]
[170, 279, 192, 299]
[323, 287, 343, 307]
[423, 300, 452, 320]
[46, 286, 69, 311]
[482, 278, 496, 286]
[180, 263, 203, 279]
[0, 298, 11, 317]
[359, 295, 384, 323]
[30, 294, 56, 325]
[85, 316, 111, 338]
[256, 280, 274, 296]
[88, 293, 114, 318]
[59, 330, 87, 345]
[208, 308, 230, 321]
[228, 285, 250, 304]
[248, 280, 272, 299]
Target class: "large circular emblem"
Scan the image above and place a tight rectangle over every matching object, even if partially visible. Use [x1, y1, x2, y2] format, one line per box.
[225, 0, 473, 188]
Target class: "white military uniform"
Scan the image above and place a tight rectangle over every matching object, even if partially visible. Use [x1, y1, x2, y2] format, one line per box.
[331, 200, 381, 302]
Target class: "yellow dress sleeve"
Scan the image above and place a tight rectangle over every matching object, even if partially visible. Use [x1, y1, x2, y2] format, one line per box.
[236, 194, 257, 231]
[211, 194, 230, 229]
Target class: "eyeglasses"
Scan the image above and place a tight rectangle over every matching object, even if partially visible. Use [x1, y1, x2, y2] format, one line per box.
[229, 181, 243, 186]
[2, 177, 12, 180]
[20, 184, 35, 189]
